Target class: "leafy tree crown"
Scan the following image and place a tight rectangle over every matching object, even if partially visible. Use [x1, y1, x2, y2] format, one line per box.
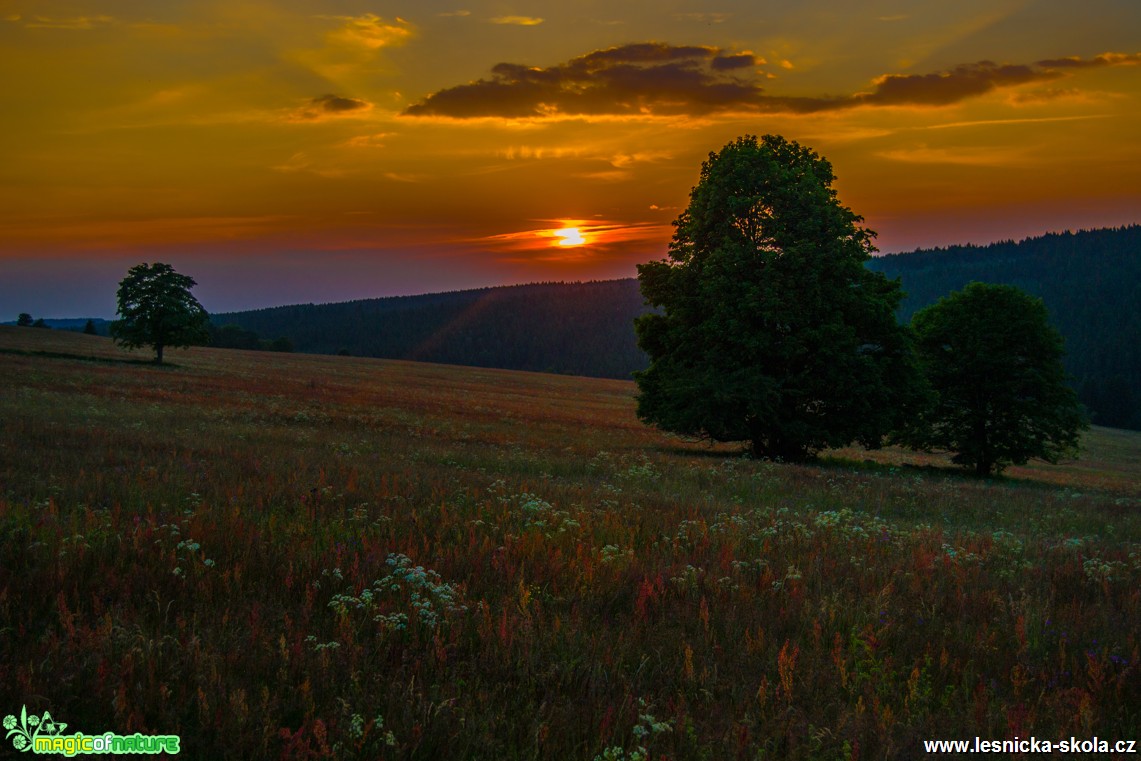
[110, 262, 209, 362]
[634, 134, 924, 460]
[900, 281, 1088, 476]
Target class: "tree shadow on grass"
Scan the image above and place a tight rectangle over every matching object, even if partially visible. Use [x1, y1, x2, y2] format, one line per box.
[816, 452, 1083, 494]
[653, 439, 960, 473]
[655, 438, 1070, 492]
[654, 443, 748, 460]
[0, 347, 181, 369]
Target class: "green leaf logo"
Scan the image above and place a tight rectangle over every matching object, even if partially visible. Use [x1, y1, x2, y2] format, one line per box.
[5, 706, 66, 753]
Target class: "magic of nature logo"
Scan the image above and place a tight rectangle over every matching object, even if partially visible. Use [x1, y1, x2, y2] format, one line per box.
[4, 705, 180, 755]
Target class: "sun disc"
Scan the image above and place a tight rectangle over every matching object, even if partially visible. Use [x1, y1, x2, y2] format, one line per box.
[554, 227, 586, 246]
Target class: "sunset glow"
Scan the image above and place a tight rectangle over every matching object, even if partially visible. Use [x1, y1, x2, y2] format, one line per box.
[1, 1, 1139, 316]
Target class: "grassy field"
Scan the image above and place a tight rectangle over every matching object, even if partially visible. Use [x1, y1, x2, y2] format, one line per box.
[1, 326, 1138, 759]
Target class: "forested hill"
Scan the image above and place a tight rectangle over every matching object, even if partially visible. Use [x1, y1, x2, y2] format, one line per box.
[214, 225, 1141, 430]
[211, 279, 648, 380]
[868, 226, 1141, 429]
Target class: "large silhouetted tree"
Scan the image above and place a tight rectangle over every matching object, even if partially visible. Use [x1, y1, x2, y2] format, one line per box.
[634, 134, 924, 460]
[110, 262, 209, 364]
[898, 281, 1088, 476]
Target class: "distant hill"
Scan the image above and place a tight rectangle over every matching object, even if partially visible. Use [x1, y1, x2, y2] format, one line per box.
[212, 279, 648, 380]
[214, 226, 1141, 430]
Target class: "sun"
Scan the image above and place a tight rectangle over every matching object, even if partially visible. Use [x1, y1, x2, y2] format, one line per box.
[553, 227, 586, 246]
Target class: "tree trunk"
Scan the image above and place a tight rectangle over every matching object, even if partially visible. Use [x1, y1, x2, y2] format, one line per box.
[974, 409, 991, 477]
[749, 431, 809, 462]
[155, 343, 164, 364]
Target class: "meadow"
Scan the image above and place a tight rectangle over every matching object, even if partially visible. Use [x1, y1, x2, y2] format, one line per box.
[1, 326, 1138, 759]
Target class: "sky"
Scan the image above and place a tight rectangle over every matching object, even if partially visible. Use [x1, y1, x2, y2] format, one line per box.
[2, 0, 1139, 318]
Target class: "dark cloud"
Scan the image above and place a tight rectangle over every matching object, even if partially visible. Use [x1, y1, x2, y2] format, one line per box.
[578, 43, 718, 65]
[856, 62, 1058, 106]
[404, 43, 765, 117]
[711, 54, 758, 71]
[311, 94, 370, 113]
[404, 45, 1141, 119]
[292, 94, 373, 121]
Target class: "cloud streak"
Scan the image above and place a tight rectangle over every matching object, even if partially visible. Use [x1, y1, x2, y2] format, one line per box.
[1036, 52, 1141, 69]
[21, 14, 115, 29]
[489, 16, 543, 26]
[404, 46, 1140, 119]
[317, 13, 413, 49]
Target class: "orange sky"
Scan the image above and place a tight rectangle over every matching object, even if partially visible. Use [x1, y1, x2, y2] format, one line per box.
[2, 1, 1139, 316]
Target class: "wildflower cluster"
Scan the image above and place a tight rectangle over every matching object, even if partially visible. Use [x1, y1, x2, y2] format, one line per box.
[593, 699, 673, 761]
[157, 503, 215, 577]
[327, 554, 467, 633]
[511, 493, 581, 537]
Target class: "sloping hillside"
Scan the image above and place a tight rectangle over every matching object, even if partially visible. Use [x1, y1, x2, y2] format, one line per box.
[214, 279, 648, 379]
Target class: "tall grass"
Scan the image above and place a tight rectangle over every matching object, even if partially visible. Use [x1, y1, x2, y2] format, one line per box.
[1, 327, 1138, 759]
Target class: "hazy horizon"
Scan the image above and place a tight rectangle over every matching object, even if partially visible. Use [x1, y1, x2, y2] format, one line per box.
[7, 222, 1141, 320]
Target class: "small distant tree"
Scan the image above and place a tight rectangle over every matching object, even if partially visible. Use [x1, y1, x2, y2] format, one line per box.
[83, 319, 98, 335]
[898, 282, 1088, 476]
[17, 313, 33, 327]
[110, 262, 209, 364]
[32, 318, 50, 329]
